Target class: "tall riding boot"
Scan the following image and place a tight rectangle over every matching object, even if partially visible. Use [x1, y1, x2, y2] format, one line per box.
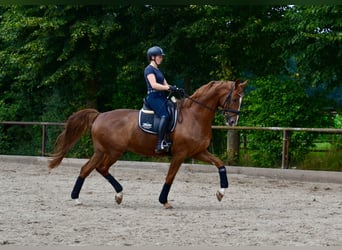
[155, 115, 169, 153]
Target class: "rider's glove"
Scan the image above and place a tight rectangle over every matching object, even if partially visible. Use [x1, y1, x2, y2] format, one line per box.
[168, 85, 178, 92]
[169, 85, 185, 98]
[176, 88, 185, 97]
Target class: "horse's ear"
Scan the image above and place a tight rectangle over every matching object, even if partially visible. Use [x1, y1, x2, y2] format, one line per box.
[240, 80, 248, 88]
[237, 80, 248, 89]
[235, 79, 240, 86]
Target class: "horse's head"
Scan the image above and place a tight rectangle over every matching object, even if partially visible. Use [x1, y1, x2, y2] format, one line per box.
[184, 79, 248, 126]
[220, 79, 248, 126]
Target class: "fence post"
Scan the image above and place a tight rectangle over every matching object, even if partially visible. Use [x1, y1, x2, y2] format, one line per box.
[281, 130, 290, 169]
[41, 124, 46, 157]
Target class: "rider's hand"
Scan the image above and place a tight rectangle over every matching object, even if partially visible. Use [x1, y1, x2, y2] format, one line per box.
[168, 85, 178, 92]
[177, 88, 185, 97]
[169, 85, 185, 98]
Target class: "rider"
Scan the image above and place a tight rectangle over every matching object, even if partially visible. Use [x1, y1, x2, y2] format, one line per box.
[144, 46, 181, 153]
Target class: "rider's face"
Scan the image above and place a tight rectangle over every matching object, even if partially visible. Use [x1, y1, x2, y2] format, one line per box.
[154, 55, 163, 65]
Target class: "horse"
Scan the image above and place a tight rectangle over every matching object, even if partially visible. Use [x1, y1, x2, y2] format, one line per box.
[48, 79, 248, 209]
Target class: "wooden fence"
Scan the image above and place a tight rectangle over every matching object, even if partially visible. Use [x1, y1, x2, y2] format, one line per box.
[0, 121, 65, 158]
[212, 126, 342, 168]
[1, 121, 342, 168]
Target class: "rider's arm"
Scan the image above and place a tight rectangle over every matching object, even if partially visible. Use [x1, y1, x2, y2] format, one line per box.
[147, 73, 171, 91]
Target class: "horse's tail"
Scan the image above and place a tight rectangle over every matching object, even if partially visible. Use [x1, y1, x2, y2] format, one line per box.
[48, 109, 100, 170]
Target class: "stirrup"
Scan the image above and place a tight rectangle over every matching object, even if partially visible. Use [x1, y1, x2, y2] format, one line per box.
[161, 140, 170, 150]
[155, 140, 170, 153]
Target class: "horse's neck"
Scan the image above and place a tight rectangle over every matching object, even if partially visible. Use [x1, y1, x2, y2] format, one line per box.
[183, 95, 218, 125]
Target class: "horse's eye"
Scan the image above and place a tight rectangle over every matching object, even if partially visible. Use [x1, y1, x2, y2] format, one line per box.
[233, 98, 238, 103]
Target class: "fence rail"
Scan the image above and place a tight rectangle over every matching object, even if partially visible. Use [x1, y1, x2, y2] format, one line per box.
[1, 121, 342, 168]
[212, 126, 342, 168]
[0, 121, 65, 157]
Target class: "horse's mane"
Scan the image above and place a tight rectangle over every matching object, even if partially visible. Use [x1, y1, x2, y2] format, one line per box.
[181, 81, 217, 109]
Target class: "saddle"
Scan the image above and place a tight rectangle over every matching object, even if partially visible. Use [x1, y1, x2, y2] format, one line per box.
[138, 97, 178, 135]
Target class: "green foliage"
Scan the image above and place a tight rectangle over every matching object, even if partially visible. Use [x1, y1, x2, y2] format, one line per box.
[241, 76, 333, 167]
[298, 150, 342, 172]
[0, 5, 341, 170]
[0, 126, 10, 154]
[67, 131, 94, 158]
[247, 130, 283, 168]
[335, 114, 342, 128]
[210, 113, 227, 160]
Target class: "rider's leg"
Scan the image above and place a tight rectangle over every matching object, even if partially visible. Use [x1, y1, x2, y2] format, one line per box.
[146, 94, 170, 153]
[155, 115, 169, 153]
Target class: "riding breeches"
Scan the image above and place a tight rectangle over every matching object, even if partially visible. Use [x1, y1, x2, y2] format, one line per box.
[146, 92, 170, 119]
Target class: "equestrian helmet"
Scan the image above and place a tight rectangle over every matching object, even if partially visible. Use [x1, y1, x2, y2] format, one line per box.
[147, 46, 165, 61]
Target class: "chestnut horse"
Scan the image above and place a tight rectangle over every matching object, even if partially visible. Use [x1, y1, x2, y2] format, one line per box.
[48, 80, 248, 208]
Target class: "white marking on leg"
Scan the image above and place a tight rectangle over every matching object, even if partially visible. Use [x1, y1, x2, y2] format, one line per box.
[216, 188, 226, 202]
[115, 192, 123, 205]
[74, 199, 82, 205]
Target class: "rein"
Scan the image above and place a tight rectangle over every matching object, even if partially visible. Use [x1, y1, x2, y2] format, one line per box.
[185, 94, 217, 112]
[182, 85, 241, 116]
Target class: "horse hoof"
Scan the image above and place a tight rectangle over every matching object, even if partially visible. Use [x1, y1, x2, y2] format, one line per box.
[115, 192, 123, 205]
[216, 191, 224, 202]
[163, 202, 173, 209]
[74, 199, 82, 205]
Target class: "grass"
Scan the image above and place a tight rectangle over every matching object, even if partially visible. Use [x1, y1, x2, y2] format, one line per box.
[313, 142, 333, 150]
[296, 150, 342, 172]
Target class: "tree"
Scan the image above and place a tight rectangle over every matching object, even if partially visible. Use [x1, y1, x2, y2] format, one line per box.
[263, 5, 342, 109]
[0, 5, 124, 155]
[238, 5, 341, 167]
[241, 76, 331, 167]
[0, 5, 340, 165]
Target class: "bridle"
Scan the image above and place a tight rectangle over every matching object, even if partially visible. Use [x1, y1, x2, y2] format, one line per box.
[221, 84, 242, 117]
[183, 83, 242, 118]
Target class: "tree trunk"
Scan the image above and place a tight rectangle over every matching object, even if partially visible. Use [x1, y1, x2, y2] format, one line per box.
[87, 78, 99, 109]
[227, 130, 240, 165]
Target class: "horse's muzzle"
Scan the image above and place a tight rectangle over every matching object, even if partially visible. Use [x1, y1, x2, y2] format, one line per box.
[226, 119, 237, 126]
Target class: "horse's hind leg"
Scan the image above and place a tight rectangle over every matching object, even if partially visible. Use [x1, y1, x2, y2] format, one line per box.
[70, 152, 105, 205]
[96, 154, 124, 205]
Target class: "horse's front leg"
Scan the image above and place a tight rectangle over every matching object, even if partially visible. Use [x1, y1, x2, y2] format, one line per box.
[192, 150, 229, 202]
[159, 155, 186, 209]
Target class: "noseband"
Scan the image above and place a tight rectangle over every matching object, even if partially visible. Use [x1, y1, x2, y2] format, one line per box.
[221, 86, 242, 119]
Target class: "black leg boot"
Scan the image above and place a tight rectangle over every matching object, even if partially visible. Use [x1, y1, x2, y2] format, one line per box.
[155, 115, 169, 153]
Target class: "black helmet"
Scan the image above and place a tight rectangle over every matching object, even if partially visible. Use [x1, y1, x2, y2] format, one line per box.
[147, 46, 165, 61]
